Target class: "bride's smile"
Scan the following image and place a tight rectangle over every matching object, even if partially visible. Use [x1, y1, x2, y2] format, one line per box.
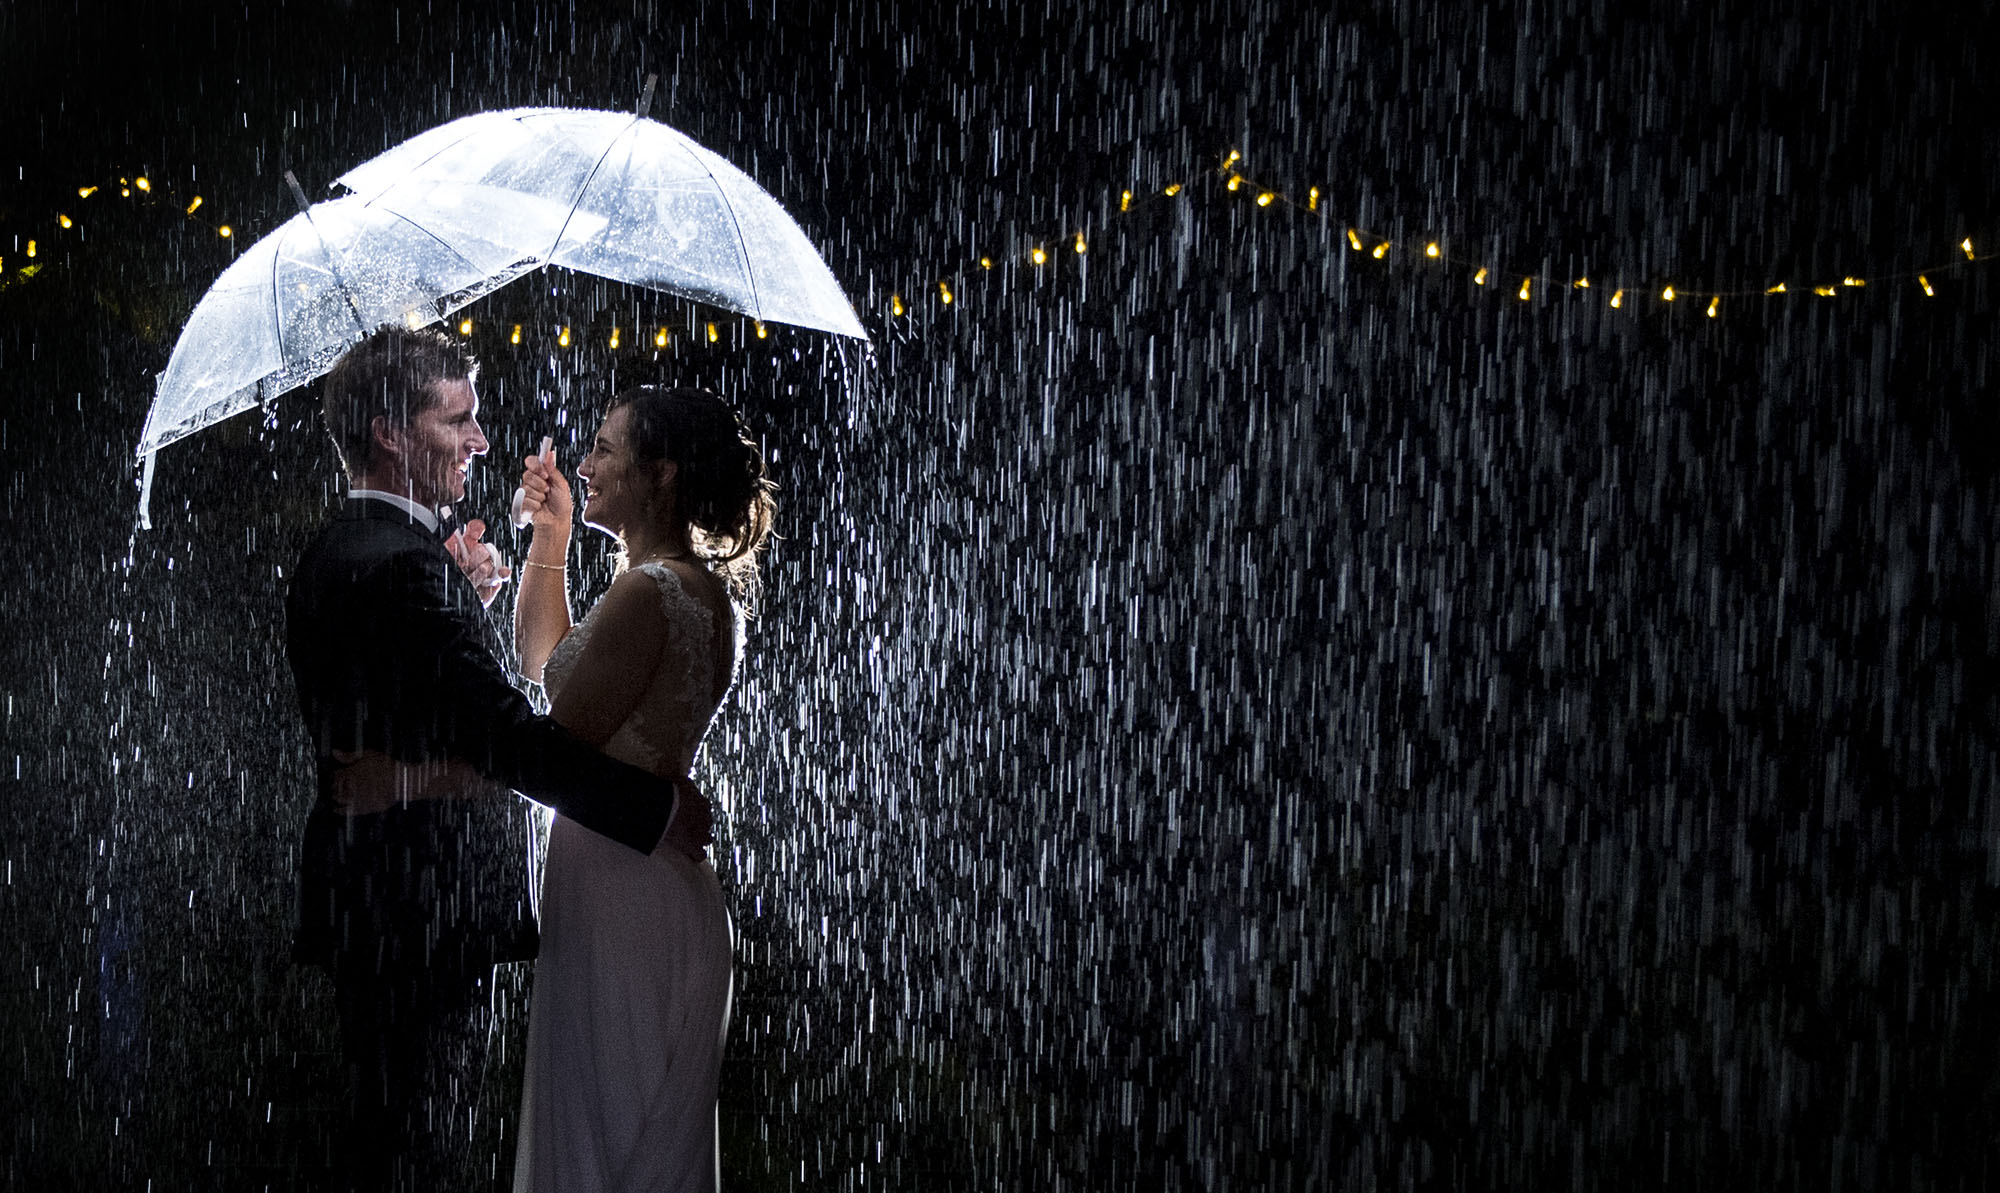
[576, 405, 676, 545]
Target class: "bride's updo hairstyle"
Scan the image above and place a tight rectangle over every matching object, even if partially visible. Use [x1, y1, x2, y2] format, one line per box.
[609, 385, 776, 605]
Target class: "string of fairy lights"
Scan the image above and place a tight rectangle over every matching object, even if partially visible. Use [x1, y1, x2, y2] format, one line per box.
[883, 148, 1988, 323]
[0, 171, 771, 349]
[1, 172, 237, 291]
[6, 151, 1988, 338]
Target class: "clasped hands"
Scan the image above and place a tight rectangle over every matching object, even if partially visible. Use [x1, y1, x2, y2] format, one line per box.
[329, 749, 716, 861]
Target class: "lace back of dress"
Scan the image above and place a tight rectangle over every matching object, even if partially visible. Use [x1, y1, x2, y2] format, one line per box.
[541, 562, 740, 780]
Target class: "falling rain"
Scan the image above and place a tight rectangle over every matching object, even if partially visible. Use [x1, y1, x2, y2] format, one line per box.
[1, 2, 1996, 1189]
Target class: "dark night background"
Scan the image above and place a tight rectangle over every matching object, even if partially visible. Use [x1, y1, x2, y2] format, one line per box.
[3, 1, 1998, 1189]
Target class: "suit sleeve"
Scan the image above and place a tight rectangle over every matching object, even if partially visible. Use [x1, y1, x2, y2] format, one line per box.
[385, 546, 677, 855]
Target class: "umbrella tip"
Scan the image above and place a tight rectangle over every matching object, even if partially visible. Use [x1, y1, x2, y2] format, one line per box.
[637, 73, 658, 118]
[282, 170, 312, 215]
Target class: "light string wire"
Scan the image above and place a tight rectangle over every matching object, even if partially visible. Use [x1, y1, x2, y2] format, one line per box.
[881, 148, 1986, 323]
[7, 151, 1988, 339]
[1, 173, 234, 290]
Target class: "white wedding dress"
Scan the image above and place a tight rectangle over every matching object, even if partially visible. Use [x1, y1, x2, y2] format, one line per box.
[515, 561, 739, 1193]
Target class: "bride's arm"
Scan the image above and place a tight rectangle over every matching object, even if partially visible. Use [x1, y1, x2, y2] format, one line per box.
[544, 569, 671, 747]
[515, 447, 574, 683]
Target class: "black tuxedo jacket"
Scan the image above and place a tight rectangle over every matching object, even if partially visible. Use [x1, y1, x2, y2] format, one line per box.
[286, 497, 677, 977]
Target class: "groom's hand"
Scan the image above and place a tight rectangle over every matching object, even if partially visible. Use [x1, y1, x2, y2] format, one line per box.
[661, 777, 714, 861]
[446, 518, 512, 608]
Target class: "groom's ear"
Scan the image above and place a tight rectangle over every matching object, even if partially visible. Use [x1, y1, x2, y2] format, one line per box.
[369, 415, 406, 466]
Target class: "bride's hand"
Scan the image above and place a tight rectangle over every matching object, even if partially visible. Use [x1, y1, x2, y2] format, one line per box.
[519, 444, 574, 534]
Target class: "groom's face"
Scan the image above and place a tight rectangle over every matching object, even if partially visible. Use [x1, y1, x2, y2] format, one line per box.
[400, 377, 489, 507]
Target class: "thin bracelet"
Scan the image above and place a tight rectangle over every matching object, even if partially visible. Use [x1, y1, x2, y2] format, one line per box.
[522, 559, 566, 573]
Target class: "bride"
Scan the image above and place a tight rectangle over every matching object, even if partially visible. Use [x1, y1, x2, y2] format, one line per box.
[510, 385, 774, 1193]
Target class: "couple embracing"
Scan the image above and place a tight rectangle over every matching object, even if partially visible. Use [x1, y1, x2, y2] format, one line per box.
[286, 325, 770, 1191]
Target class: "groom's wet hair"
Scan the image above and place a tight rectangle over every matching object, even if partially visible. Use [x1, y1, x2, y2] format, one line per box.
[320, 324, 479, 478]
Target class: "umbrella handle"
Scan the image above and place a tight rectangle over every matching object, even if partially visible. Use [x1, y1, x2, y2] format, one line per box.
[513, 435, 555, 530]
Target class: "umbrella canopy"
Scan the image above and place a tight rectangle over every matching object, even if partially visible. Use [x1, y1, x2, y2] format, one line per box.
[136, 107, 866, 522]
[336, 107, 866, 341]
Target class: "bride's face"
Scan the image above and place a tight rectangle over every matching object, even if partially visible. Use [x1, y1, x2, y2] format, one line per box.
[577, 406, 654, 536]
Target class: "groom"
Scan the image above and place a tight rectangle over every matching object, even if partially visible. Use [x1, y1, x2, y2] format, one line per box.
[286, 324, 700, 1189]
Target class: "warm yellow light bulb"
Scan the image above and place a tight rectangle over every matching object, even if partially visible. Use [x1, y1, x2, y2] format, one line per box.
[706, 322, 719, 342]
[1163, 183, 1182, 196]
[1572, 277, 1589, 289]
[78, 186, 97, 198]
[1517, 278, 1531, 300]
[1425, 242, 1440, 258]
[1814, 285, 1836, 296]
[1661, 286, 1676, 302]
[1120, 190, 1132, 212]
[1031, 247, 1047, 265]
[1842, 276, 1866, 287]
[1963, 238, 1976, 260]
[1307, 187, 1319, 211]
[512, 324, 524, 345]
[1074, 232, 1087, 254]
[136, 177, 150, 192]
[608, 327, 621, 349]
[25, 241, 35, 258]
[1706, 297, 1719, 318]
[1610, 289, 1624, 308]
[185, 196, 202, 214]
[1919, 275, 1935, 296]
[218, 225, 232, 238]
[1346, 229, 1363, 251]
[1371, 242, 1390, 259]
[1766, 283, 1786, 294]
[1255, 192, 1275, 207]
[120, 187, 131, 197]
[754, 321, 767, 339]
[1473, 267, 1489, 285]
[1226, 174, 1242, 192]
[558, 326, 572, 347]
[979, 256, 993, 269]
[58, 214, 72, 229]
[890, 292, 905, 315]
[938, 282, 953, 304]
[458, 318, 473, 336]
[654, 328, 668, 347]
[1224, 149, 1241, 166]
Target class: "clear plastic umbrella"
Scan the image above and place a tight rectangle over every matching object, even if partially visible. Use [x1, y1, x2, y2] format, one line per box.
[135, 106, 865, 524]
[336, 107, 866, 341]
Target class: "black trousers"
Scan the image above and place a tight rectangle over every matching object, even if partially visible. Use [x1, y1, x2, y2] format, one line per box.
[330, 955, 495, 1191]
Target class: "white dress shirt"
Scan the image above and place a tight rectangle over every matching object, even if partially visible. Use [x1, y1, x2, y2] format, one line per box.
[348, 488, 447, 535]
